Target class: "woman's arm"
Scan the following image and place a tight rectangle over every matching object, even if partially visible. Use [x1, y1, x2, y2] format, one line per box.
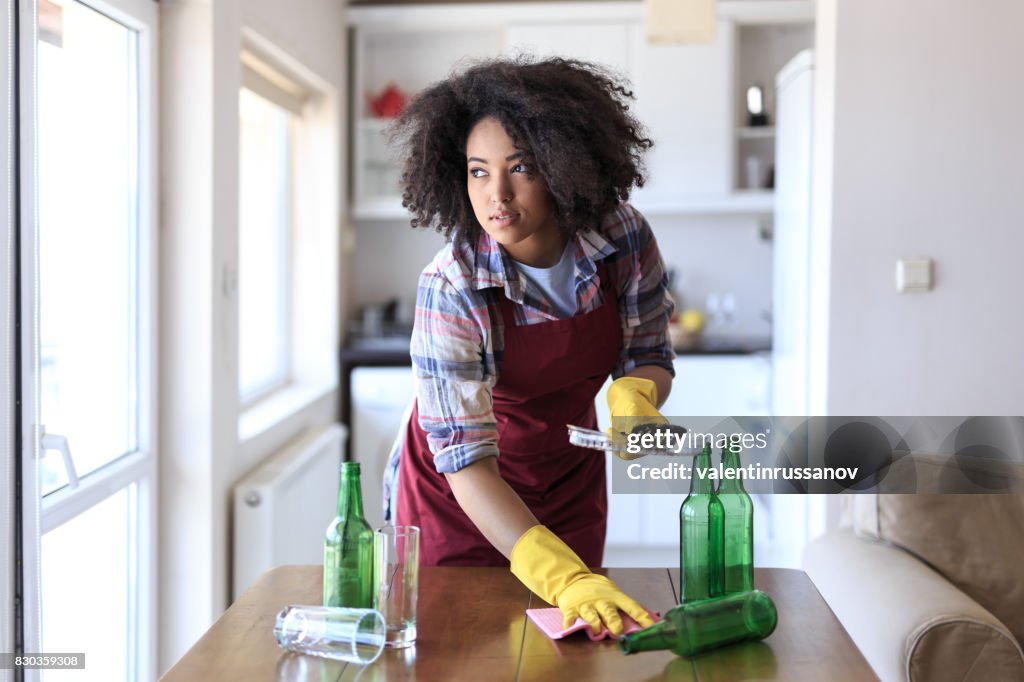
[609, 206, 676, 393]
[444, 457, 539, 558]
[448, 457, 656, 635]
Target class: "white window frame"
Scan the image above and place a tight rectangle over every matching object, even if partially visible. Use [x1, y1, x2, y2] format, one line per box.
[2, 0, 17, 674]
[19, 0, 158, 680]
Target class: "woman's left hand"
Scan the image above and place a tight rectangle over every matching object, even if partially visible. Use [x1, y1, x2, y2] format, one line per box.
[606, 376, 668, 458]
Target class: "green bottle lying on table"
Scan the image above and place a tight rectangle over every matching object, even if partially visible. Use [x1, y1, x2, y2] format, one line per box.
[619, 590, 778, 657]
[323, 461, 374, 608]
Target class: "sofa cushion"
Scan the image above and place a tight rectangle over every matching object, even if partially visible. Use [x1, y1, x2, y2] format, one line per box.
[911, 619, 1024, 682]
[852, 494, 1024, 644]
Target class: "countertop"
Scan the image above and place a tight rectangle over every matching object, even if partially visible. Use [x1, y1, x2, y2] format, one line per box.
[161, 565, 876, 682]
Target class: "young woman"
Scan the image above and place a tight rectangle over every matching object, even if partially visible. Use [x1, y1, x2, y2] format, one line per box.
[384, 56, 674, 636]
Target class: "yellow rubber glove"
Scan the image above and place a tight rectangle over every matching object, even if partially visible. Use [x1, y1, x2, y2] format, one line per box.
[606, 376, 668, 459]
[510, 525, 656, 636]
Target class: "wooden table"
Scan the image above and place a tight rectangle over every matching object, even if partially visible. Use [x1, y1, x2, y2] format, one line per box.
[161, 566, 877, 681]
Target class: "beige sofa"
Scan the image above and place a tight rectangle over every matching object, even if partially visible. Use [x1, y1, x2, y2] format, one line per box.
[804, 494, 1024, 681]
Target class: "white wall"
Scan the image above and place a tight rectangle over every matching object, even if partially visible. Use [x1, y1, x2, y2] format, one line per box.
[158, 0, 346, 673]
[350, 220, 448, 314]
[821, 0, 1024, 414]
[352, 214, 775, 339]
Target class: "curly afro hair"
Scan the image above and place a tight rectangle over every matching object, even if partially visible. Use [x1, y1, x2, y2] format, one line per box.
[390, 55, 653, 245]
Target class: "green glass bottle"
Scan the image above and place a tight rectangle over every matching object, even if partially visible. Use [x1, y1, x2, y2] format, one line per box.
[323, 461, 374, 608]
[679, 445, 724, 602]
[719, 436, 754, 593]
[620, 590, 778, 657]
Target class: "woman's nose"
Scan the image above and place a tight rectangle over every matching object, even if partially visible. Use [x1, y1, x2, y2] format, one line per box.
[490, 176, 512, 203]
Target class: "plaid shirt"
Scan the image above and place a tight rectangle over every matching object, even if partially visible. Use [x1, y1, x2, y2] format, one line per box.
[404, 203, 675, 475]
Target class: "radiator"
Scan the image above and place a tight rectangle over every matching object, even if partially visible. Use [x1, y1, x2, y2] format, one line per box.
[232, 423, 346, 600]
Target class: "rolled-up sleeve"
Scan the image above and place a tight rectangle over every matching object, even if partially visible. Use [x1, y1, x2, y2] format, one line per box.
[410, 269, 499, 474]
[613, 207, 676, 377]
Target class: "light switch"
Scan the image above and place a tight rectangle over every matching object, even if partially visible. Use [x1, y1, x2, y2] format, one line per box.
[895, 258, 932, 292]
[341, 226, 357, 254]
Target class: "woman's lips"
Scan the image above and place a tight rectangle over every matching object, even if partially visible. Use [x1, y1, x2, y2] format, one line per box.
[490, 211, 519, 227]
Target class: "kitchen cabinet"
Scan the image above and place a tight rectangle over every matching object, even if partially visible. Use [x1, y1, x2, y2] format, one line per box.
[350, 366, 415, 529]
[630, 21, 735, 208]
[505, 18, 734, 209]
[350, 25, 503, 218]
[732, 22, 815, 197]
[346, 1, 815, 219]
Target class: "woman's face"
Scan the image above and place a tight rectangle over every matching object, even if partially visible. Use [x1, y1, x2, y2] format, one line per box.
[465, 117, 563, 267]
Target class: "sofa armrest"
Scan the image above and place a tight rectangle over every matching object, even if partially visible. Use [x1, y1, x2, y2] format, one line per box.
[804, 527, 1024, 682]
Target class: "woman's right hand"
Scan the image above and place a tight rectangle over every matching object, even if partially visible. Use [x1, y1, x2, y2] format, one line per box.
[555, 572, 656, 635]
[510, 525, 655, 636]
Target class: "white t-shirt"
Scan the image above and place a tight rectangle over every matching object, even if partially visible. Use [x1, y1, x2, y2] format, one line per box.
[514, 240, 577, 318]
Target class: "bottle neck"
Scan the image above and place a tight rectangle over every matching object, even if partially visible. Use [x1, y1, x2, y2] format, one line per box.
[719, 447, 746, 493]
[619, 619, 677, 655]
[337, 464, 365, 518]
[689, 448, 714, 494]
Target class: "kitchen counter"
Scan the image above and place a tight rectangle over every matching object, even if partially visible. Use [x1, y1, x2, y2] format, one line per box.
[161, 565, 876, 681]
[341, 334, 770, 358]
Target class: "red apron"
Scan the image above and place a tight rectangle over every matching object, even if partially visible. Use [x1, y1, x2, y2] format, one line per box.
[396, 265, 621, 567]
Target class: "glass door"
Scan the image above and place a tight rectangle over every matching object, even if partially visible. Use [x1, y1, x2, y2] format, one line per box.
[20, 0, 157, 680]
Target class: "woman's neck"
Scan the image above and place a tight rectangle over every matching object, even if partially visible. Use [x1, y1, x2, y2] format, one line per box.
[506, 231, 568, 268]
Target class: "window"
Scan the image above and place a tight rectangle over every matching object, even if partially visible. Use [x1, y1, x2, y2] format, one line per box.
[238, 87, 293, 404]
[237, 53, 308, 406]
[38, 0, 139, 495]
[25, 0, 159, 680]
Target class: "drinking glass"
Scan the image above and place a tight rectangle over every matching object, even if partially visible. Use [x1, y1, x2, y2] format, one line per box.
[374, 525, 420, 648]
[274, 605, 385, 664]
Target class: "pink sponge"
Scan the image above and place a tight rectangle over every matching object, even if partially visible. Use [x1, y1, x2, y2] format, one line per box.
[526, 607, 660, 641]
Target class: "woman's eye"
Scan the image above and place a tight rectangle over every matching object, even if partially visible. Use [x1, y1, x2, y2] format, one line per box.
[469, 168, 488, 178]
[511, 163, 530, 174]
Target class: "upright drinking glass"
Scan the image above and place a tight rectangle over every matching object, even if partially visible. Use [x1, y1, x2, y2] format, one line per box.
[374, 525, 420, 648]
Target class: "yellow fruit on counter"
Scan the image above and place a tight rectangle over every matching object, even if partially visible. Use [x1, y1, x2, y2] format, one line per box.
[679, 309, 705, 334]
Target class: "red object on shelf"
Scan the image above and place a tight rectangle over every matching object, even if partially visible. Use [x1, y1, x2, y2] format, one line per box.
[368, 84, 407, 119]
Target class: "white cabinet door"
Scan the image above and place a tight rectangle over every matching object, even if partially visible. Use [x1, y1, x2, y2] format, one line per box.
[505, 21, 630, 75]
[505, 20, 734, 209]
[629, 21, 735, 207]
[351, 367, 416, 529]
[664, 354, 771, 417]
[645, 354, 772, 546]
